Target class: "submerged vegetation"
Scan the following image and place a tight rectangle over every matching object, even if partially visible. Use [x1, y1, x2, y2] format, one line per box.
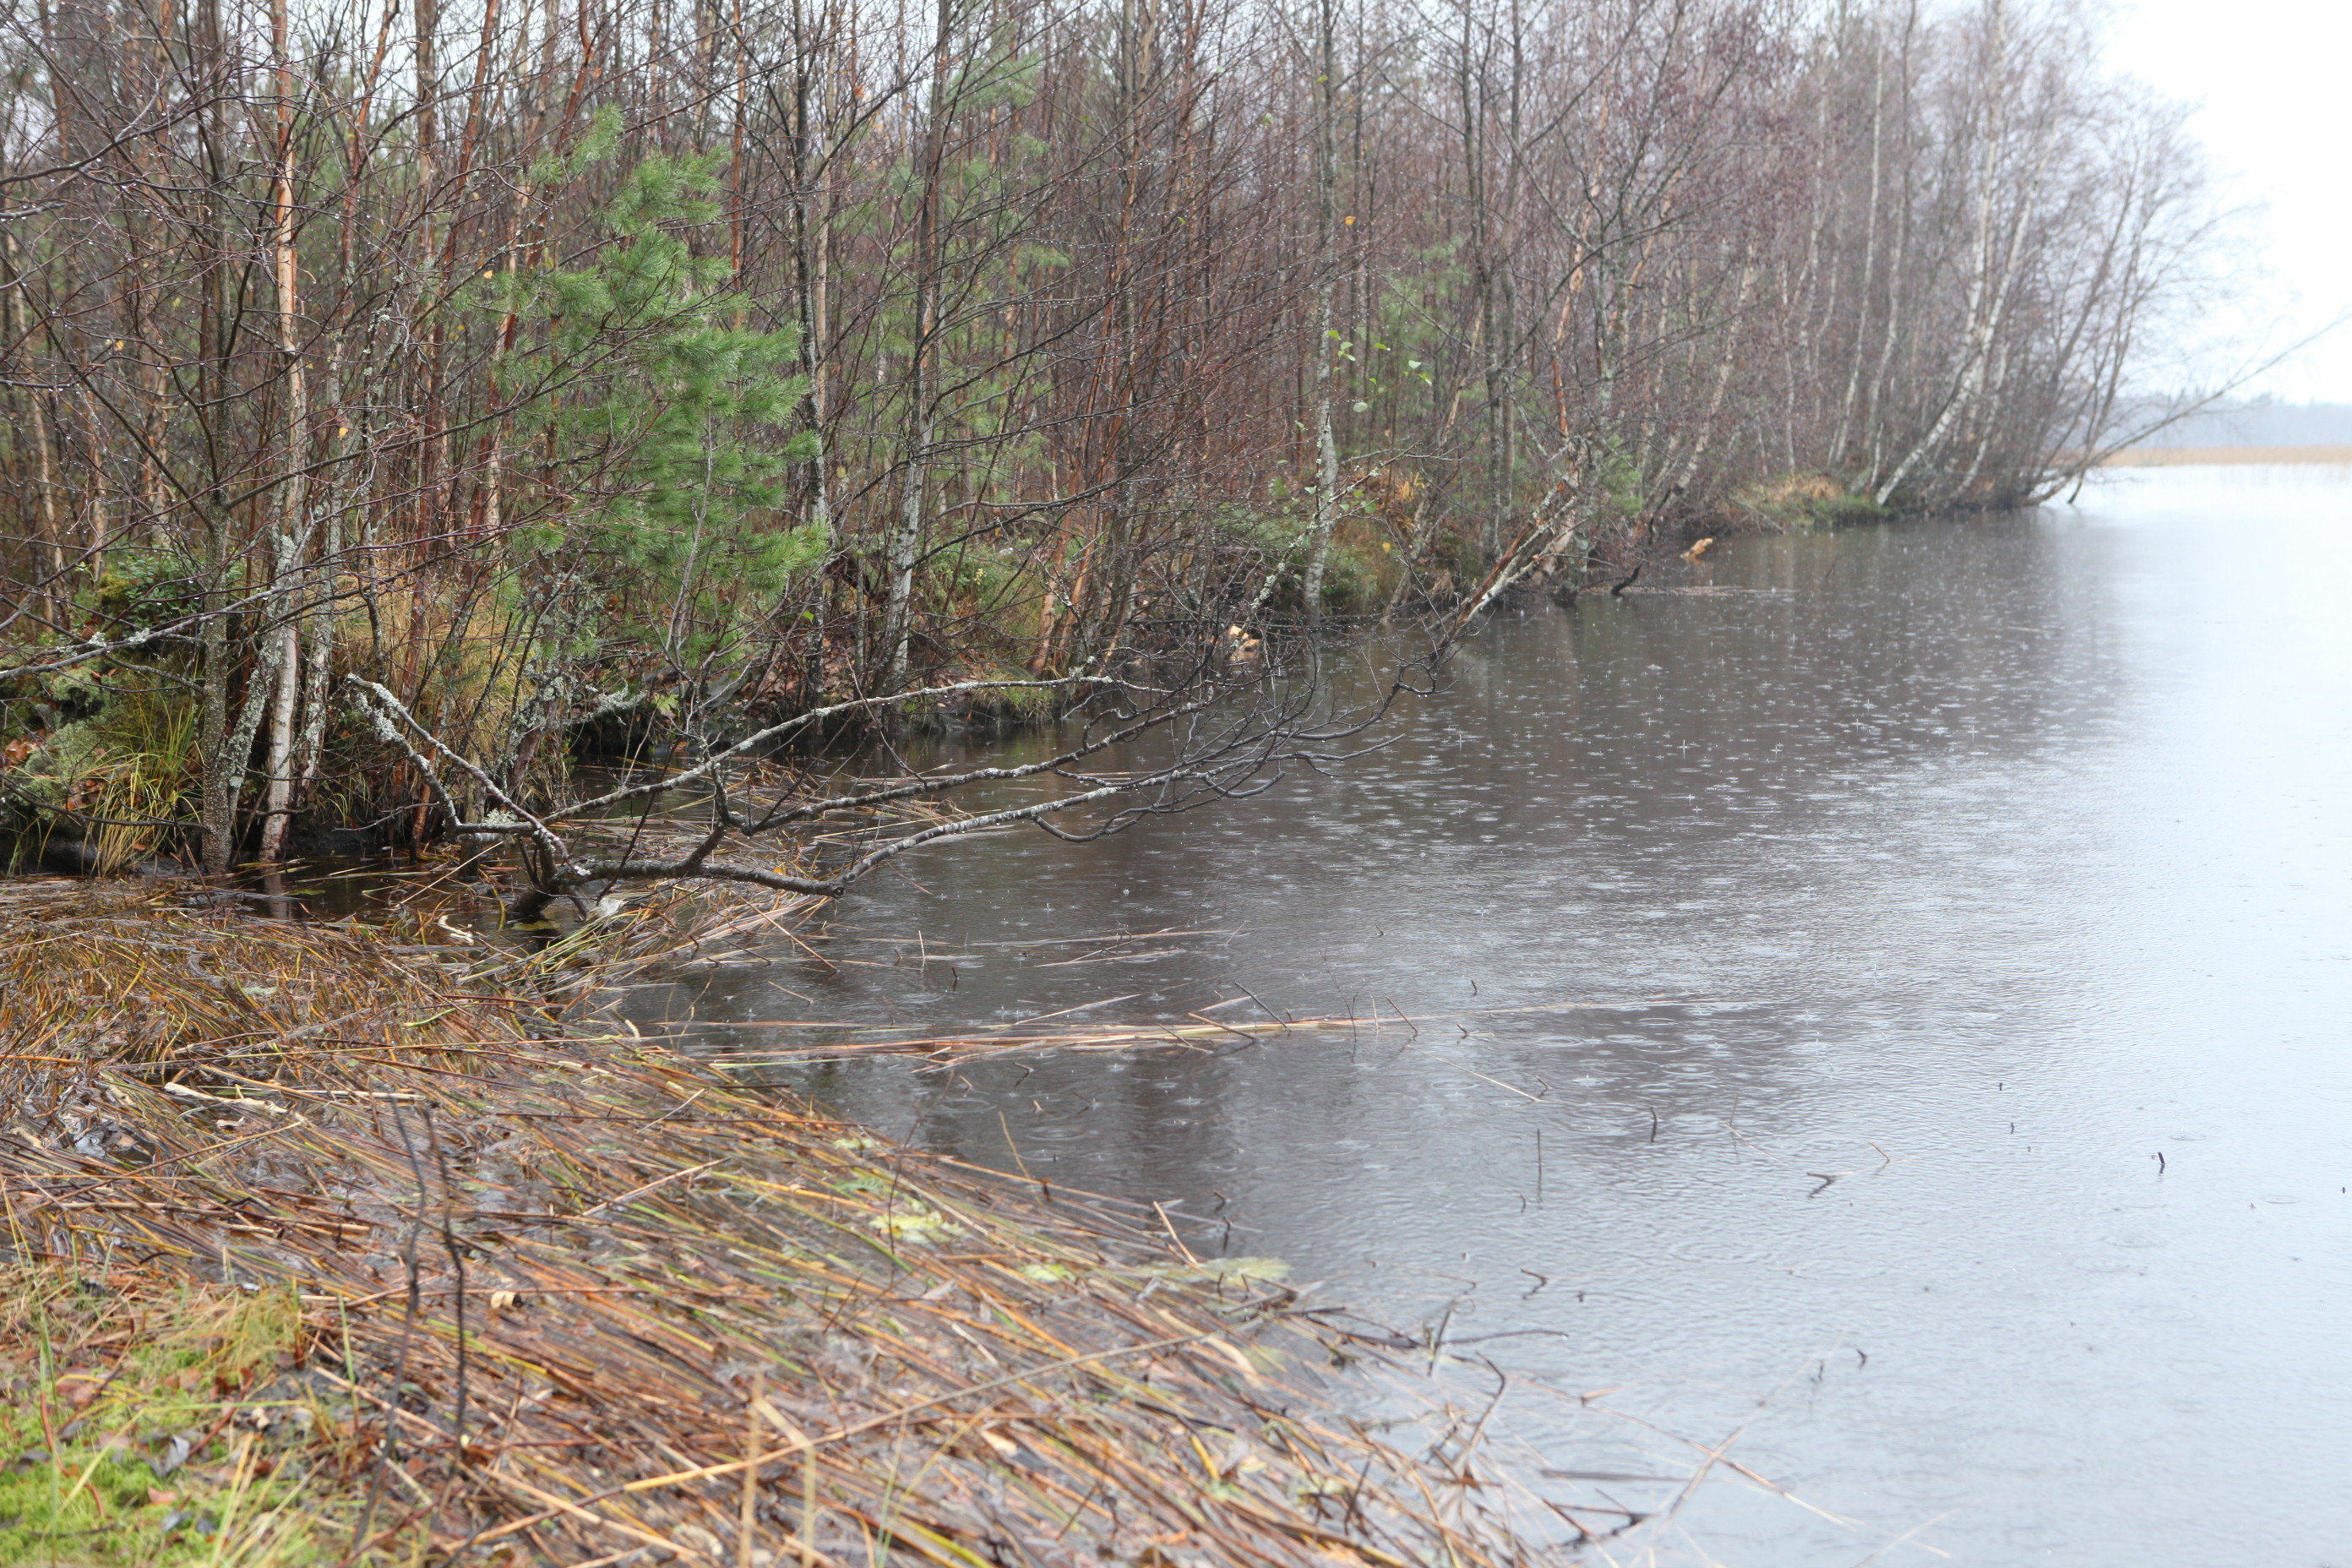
[1, 877, 1621, 1565]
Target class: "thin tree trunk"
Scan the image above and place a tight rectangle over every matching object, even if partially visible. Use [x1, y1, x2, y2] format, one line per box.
[1298, 0, 1343, 624]
[195, 0, 240, 874]
[260, 0, 309, 860]
[1307, 0, 1345, 625]
[883, 0, 953, 689]
[1832, 19, 1886, 463]
[791, 0, 833, 560]
[199, 501, 237, 873]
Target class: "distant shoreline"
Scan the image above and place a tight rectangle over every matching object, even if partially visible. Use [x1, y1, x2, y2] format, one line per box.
[2104, 444, 2352, 467]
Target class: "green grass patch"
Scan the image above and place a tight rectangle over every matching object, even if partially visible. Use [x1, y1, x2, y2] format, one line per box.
[0, 1271, 389, 1568]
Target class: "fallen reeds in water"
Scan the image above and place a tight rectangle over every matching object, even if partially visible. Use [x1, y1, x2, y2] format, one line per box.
[672, 999, 1725, 1070]
[0, 879, 1595, 1565]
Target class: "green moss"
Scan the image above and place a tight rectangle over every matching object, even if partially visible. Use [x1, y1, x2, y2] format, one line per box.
[0, 1275, 373, 1567]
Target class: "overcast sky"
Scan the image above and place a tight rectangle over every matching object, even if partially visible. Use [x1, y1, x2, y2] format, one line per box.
[2106, 0, 2352, 401]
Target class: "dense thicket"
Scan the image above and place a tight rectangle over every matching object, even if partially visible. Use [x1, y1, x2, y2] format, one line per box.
[0, 0, 2211, 875]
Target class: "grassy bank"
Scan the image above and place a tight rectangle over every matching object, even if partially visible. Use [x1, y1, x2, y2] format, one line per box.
[0, 879, 1573, 1567]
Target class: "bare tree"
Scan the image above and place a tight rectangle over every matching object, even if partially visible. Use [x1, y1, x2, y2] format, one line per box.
[0, 0, 2226, 876]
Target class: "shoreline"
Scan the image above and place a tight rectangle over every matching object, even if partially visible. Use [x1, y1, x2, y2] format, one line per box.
[2100, 444, 2352, 467]
[0, 876, 1577, 1566]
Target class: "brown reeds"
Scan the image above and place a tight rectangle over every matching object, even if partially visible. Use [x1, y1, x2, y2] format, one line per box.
[675, 999, 1720, 1070]
[0, 879, 1586, 1565]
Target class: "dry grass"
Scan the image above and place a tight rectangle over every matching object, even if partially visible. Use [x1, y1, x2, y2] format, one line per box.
[0, 879, 1592, 1566]
[1723, 472, 1885, 531]
[2099, 444, 2352, 467]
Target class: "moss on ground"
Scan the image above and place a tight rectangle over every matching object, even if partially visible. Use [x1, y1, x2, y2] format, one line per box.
[0, 1274, 395, 1567]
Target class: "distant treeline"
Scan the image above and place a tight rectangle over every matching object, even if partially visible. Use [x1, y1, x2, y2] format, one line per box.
[2133, 401, 2352, 449]
[0, 0, 2217, 874]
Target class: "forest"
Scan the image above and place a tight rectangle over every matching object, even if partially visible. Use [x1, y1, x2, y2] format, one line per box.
[0, 0, 2213, 889]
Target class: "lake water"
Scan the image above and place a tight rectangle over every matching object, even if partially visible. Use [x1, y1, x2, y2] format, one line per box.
[636, 466, 2352, 1565]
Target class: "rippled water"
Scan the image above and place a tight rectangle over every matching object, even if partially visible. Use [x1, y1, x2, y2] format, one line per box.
[634, 466, 2352, 1565]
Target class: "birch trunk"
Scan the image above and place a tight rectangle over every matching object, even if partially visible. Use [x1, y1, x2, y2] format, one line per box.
[1298, 0, 1342, 625]
[882, 0, 954, 689]
[259, 0, 309, 860]
[1832, 19, 1887, 463]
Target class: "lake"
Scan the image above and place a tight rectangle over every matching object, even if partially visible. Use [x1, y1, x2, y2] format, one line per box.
[636, 465, 2352, 1565]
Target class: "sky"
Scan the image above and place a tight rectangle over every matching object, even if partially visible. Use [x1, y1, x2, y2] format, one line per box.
[2104, 0, 2352, 401]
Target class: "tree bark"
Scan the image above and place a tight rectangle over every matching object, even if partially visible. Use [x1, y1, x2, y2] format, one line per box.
[882, 0, 954, 689]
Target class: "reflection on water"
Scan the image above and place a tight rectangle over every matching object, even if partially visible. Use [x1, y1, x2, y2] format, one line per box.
[632, 467, 2352, 1565]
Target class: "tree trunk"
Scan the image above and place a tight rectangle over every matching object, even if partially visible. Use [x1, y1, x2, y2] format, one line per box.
[1298, 0, 1342, 623]
[882, 0, 954, 689]
[259, 0, 309, 861]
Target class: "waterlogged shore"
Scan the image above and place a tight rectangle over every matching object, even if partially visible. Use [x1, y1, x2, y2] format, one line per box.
[0, 878, 1586, 1567]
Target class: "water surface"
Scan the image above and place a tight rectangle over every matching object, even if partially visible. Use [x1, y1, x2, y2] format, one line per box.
[638, 466, 2352, 1565]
